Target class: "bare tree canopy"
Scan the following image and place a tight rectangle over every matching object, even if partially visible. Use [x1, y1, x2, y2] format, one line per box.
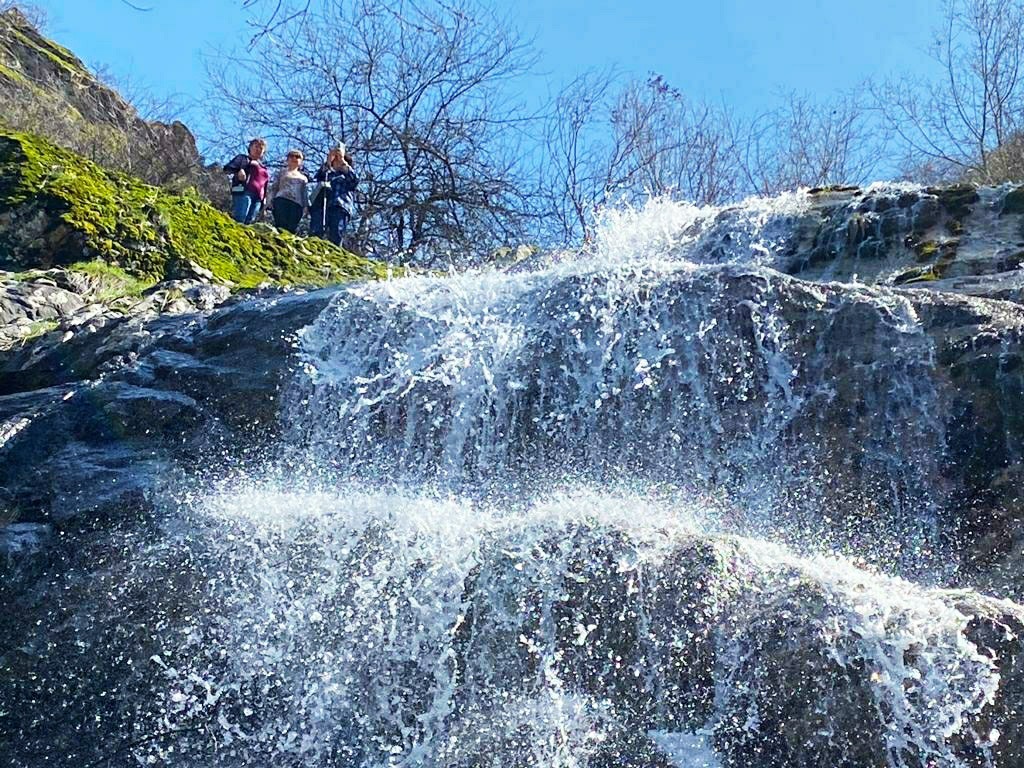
[875, 0, 1024, 183]
[210, 0, 536, 265]
[538, 73, 876, 245]
[738, 90, 881, 197]
[203, 0, 1024, 257]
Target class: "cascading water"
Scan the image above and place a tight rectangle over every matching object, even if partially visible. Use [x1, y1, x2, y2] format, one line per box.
[105, 488, 1003, 768]
[7, 192, 1024, 768]
[285, 198, 949, 570]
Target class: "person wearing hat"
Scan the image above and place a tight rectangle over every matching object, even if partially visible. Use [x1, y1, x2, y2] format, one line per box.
[267, 149, 309, 234]
[310, 146, 358, 245]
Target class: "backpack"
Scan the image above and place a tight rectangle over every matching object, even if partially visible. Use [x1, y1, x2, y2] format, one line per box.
[225, 154, 250, 194]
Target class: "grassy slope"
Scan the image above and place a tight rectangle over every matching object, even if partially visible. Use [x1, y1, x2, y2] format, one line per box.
[0, 129, 391, 288]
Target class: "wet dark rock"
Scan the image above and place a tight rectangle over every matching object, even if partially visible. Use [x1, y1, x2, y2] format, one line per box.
[4, 178, 1024, 766]
[0, 286, 335, 531]
[3, 515, 1019, 767]
[928, 183, 981, 218]
[0, 279, 83, 323]
[1002, 186, 1024, 216]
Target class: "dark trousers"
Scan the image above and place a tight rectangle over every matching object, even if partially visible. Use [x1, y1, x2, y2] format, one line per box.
[272, 198, 303, 233]
[310, 196, 327, 238]
[326, 206, 350, 246]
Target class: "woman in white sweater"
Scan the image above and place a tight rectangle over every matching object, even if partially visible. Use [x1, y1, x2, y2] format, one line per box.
[267, 149, 309, 233]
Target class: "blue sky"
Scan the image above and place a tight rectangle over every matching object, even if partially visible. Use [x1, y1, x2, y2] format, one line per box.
[34, 0, 941, 152]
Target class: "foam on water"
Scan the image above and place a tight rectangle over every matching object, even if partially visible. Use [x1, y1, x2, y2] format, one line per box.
[240, 191, 1024, 765]
[286, 198, 948, 573]
[108, 483, 1005, 767]
[15, 190, 1024, 767]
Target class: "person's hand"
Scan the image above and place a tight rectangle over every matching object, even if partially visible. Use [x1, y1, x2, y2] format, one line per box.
[235, 169, 246, 182]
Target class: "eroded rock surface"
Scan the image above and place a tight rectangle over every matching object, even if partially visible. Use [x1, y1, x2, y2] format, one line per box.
[5, 184, 1024, 766]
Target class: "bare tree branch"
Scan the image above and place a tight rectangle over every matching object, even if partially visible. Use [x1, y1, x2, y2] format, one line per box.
[874, 0, 1024, 183]
[210, 0, 537, 264]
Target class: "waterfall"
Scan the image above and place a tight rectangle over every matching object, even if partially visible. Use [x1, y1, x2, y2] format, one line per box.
[9, 191, 1024, 768]
[89, 193, 996, 768]
[285, 197, 949, 572]
[85, 486, 1003, 768]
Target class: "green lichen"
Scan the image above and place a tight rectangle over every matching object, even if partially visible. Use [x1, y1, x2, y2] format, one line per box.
[0, 129, 393, 288]
[896, 245, 958, 285]
[906, 234, 959, 270]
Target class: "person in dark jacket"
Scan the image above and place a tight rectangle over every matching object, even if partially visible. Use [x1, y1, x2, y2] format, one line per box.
[309, 147, 358, 245]
[224, 138, 269, 225]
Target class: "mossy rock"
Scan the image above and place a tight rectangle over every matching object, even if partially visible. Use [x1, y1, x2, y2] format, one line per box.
[1002, 186, 1024, 216]
[926, 183, 980, 219]
[0, 128, 392, 288]
[807, 184, 861, 196]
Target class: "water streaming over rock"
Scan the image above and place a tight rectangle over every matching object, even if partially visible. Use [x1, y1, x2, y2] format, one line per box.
[7, 191, 1024, 767]
[286, 199, 950, 569]
[131, 194, 1015, 767]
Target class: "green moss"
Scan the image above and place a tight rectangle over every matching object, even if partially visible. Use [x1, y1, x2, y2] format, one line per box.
[0, 129, 393, 288]
[895, 268, 938, 284]
[925, 183, 979, 218]
[0, 61, 27, 85]
[897, 239, 959, 285]
[19, 318, 58, 341]
[67, 260, 156, 301]
[907, 235, 959, 269]
[3, 267, 45, 281]
[6, 24, 85, 78]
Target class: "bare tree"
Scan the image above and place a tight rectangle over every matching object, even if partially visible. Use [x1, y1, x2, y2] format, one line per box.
[208, 0, 537, 265]
[534, 69, 619, 245]
[537, 73, 742, 245]
[739, 90, 881, 195]
[874, 0, 1024, 183]
[618, 76, 743, 206]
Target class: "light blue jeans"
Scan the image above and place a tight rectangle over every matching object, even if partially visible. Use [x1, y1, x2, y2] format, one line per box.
[231, 192, 262, 224]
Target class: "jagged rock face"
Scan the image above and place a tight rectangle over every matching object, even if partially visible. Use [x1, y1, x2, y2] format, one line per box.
[595, 185, 1024, 300]
[0, 8, 203, 189]
[3, 493, 1024, 767]
[6, 189, 1024, 766]
[0, 286, 333, 530]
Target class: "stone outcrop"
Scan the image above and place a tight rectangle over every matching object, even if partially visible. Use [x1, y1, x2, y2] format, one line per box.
[0, 130, 391, 288]
[0, 7, 205, 190]
[672, 183, 1024, 301]
[5, 500, 1024, 767]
